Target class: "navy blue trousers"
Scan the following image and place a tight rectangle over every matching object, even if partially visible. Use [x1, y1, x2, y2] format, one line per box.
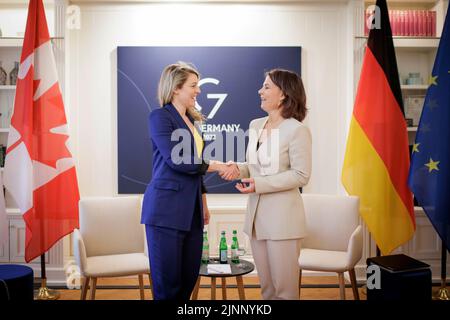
[145, 205, 203, 301]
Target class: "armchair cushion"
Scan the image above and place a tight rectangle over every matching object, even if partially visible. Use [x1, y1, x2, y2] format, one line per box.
[84, 253, 149, 277]
[299, 249, 349, 272]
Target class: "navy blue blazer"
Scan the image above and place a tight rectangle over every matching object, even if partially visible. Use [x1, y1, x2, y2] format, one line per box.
[141, 104, 208, 231]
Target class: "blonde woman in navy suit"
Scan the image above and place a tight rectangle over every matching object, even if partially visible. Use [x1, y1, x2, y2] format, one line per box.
[142, 62, 238, 300]
[222, 69, 312, 300]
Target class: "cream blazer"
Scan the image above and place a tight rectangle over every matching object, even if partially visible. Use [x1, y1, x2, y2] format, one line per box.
[238, 116, 312, 240]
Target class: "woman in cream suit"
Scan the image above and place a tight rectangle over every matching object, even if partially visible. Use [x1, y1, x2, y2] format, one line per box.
[227, 69, 312, 300]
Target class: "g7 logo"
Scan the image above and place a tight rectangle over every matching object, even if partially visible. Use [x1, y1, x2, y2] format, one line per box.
[195, 78, 228, 119]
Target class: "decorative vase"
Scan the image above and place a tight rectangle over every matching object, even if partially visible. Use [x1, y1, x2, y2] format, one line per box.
[405, 72, 423, 85]
[9, 61, 19, 86]
[0, 61, 7, 85]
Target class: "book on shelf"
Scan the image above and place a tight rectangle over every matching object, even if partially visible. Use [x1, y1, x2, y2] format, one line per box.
[404, 95, 425, 127]
[365, 9, 436, 37]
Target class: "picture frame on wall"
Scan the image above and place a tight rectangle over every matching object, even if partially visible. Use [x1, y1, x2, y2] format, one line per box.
[117, 46, 302, 194]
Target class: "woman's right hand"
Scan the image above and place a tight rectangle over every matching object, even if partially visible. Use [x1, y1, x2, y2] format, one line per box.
[207, 160, 240, 181]
[219, 161, 240, 181]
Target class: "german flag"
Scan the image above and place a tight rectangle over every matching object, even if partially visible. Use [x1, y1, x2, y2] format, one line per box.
[342, 0, 415, 255]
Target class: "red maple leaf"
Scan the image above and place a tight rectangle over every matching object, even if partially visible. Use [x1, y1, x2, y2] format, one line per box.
[29, 81, 72, 168]
[10, 73, 71, 169]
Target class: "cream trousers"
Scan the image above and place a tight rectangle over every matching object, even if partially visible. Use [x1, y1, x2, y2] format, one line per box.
[250, 236, 301, 300]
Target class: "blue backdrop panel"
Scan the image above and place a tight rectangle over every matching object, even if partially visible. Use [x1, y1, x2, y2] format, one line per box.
[118, 47, 301, 194]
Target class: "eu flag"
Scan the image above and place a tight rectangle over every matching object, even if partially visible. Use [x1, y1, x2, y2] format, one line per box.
[408, 5, 450, 252]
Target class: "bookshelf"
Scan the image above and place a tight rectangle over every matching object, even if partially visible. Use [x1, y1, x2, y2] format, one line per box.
[353, 0, 450, 278]
[0, 38, 20, 166]
[0, 85, 16, 90]
[359, 1, 447, 141]
[0, 36, 21, 264]
[0, 38, 23, 47]
[0, 1, 70, 283]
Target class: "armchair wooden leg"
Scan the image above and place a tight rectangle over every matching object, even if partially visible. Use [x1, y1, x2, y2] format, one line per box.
[80, 277, 90, 300]
[338, 273, 346, 300]
[298, 269, 302, 298]
[148, 273, 153, 299]
[349, 269, 360, 300]
[90, 277, 97, 300]
[138, 274, 145, 300]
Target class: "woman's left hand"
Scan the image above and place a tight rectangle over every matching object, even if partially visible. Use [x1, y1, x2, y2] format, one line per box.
[235, 178, 255, 193]
[203, 207, 210, 225]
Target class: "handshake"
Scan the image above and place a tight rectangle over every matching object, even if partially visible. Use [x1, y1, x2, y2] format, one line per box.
[208, 160, 240, 181]
[208, 160, 255, 193]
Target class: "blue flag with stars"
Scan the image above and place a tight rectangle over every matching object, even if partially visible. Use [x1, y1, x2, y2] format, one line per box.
[408, 5, 450, 252]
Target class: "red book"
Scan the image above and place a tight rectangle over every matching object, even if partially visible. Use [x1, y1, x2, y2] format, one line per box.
[409, 10, 412, 36]
[394, 10, 399, 36]
[418, 10, 424, 36]
[422, 10, 427, 37]
[400, 11, 405, 36]
[413, 10, 418, 36]
[432, 11, 436, 37]
[405, 10, 410, 36]
[427, 11, 431, 37]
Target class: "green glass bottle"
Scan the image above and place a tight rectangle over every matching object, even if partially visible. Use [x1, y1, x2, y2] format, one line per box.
[231, 230, 240, 264]
[219, 231, 228, 264]
[201, 231, 209, 264]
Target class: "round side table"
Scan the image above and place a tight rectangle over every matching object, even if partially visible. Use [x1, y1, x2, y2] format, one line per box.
[192, 258, 254, 300]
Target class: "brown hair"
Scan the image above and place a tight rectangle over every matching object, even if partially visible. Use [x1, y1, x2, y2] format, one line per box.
[266, 69, 307, 122]
[158, 61, 204, 122]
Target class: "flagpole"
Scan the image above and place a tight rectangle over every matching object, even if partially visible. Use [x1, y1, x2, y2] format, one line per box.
[433, 241, 449, 300]
[376, 246, 381, 257]
[35, 253, 60, 300]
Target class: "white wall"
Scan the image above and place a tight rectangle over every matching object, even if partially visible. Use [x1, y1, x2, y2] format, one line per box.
[67, 1, 352, 203]
[0, 2, 55, 37]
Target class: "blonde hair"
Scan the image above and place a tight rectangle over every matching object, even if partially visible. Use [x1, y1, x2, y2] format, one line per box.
[158, 61, 204, 122]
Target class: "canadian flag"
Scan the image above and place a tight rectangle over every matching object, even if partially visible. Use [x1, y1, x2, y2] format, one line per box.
[3, 0, 80, 263]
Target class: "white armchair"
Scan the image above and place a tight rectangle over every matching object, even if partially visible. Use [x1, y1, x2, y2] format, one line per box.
[73, 196, 152, 300]
[298, 194, 363, 300]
